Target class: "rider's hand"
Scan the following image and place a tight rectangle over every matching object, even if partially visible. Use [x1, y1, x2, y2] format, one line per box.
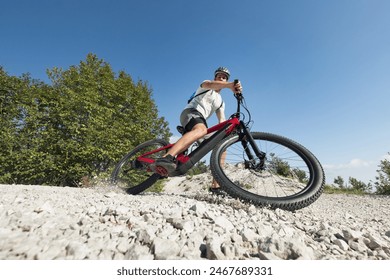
[233, 81, 242, 94]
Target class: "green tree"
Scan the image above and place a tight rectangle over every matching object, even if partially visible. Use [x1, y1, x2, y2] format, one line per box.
[269, 153, 291, 178]
[0, 54, 171, 186]
[348, 177, 371, 193]
[187, 160, 208, 176]
[375, 153, 390, 195]
[292, 167, 308, 183]
[333, 176, 345, 188]
[0, 67, 26, 183]
[0, 68, 51, 184]
[267, 153, 307, 183]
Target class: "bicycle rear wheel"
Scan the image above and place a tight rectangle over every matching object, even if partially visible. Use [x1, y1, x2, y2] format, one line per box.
[111, 139, 169, 194]
[210, 132, 325, 211]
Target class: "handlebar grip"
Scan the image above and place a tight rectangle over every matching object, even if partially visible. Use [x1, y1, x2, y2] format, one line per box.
[233, 79, 242, 95]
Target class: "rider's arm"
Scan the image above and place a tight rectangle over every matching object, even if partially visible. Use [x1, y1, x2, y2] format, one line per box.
[216, 102, 226, 123]
[201, 80, 239, 93]
[216, 109, 225, 123]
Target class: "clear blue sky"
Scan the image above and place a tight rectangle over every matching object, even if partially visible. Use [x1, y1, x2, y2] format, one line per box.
[1, 0, 389, 185]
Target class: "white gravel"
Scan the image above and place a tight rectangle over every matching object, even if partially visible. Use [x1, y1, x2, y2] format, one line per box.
[1, 173, 389, 260]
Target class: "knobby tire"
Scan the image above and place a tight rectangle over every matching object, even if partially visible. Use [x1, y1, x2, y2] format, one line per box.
[210, 132, 325, 211]
[111, 139, 169, 195]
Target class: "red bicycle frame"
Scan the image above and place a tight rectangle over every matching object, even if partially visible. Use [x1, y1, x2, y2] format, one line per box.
[136, 116, 241, 176]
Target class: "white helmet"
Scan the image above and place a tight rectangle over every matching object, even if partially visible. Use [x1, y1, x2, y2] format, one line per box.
[214, 67, 230, 80]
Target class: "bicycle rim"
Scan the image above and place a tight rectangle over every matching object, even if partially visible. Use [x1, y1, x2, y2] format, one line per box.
[210, 132, 324, 210]
[111, 139, 169, 194]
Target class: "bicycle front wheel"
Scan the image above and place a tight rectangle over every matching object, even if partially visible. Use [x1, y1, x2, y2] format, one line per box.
[111, 139, 169, 195]
[210, 132, 325, 211]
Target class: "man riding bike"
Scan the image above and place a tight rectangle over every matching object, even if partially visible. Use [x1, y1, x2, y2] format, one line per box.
[150, 67, 242, 193]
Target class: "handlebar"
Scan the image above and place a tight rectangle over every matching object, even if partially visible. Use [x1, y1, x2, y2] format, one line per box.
[229, 79, 252, 126]
[233, 79, 243, 100]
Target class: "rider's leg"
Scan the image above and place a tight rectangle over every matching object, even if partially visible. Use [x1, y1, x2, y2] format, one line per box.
[211, 150, 226, 189]
[165, 123, 207, 157]
[150, 123, 207, 176]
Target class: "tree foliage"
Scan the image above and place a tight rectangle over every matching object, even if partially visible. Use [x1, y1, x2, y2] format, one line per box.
[333, 176, 345, 188]
[374, 153, 390, 195]
[348, 177, 371, 193]
[0, 54, 171, 186]
[268, 153, 307, 183]
[187, 160, 208, 176]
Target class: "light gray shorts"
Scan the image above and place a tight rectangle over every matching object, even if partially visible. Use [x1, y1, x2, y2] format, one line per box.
[180, 108, 207, 132]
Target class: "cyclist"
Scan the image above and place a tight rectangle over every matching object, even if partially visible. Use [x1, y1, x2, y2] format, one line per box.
[151, 67, 242, 193]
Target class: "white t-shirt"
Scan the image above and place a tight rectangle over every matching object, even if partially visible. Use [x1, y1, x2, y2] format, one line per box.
[185, 83, 225, 120]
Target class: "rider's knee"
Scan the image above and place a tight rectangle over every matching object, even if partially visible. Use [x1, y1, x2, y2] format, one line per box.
[192, 124, 207, 138]
[199, 126, 208, 137]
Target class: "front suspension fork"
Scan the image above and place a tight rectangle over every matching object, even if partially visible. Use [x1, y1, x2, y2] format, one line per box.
[239, 121, 266, 168]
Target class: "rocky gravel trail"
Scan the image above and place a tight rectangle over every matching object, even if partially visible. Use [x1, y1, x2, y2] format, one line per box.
[1, 174, 389, 260]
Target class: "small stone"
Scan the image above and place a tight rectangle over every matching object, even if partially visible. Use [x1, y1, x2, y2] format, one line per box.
[333, 239, 349, 251]
[152, 238, 180, 260]
[214, 216, 234, 232]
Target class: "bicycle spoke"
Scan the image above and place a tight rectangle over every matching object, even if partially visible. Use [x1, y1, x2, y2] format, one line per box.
[111, 139, 169, 193]
[217, 136, 311, 199]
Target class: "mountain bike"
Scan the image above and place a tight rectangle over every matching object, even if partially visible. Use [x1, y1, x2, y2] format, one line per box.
[111, 80, 325, 211]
